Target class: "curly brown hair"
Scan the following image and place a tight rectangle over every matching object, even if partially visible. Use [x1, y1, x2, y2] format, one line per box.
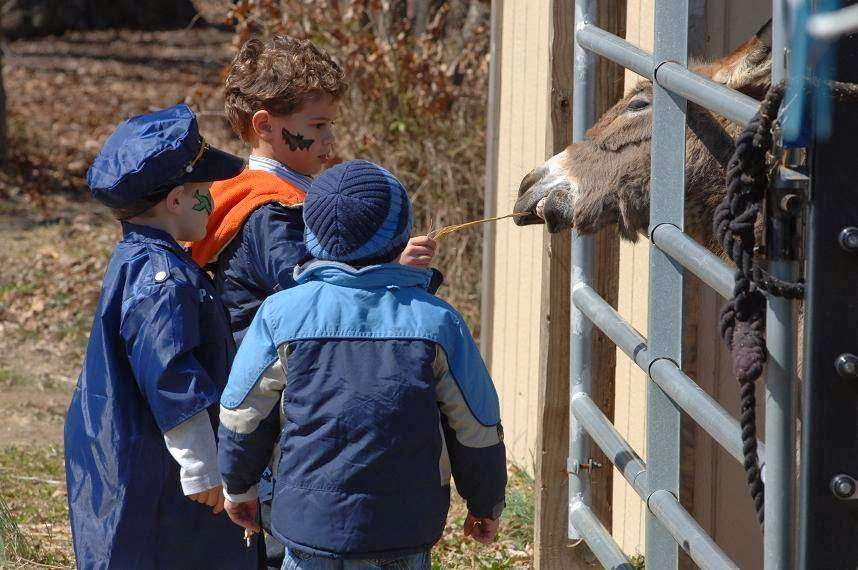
[224, 35, 348, 143]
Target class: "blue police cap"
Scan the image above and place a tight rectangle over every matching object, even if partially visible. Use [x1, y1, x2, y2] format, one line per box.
[87, 104, 244, 213]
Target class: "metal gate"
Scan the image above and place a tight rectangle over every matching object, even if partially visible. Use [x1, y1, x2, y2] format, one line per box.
[564, 1, 801, 568]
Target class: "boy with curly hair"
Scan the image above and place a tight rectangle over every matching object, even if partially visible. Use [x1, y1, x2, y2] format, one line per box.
[189, 36, 437, 568]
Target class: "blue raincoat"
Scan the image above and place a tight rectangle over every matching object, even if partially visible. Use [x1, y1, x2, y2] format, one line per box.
[64, 222, 257, 569]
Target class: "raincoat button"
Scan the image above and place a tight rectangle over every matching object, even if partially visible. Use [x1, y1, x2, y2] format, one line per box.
[154, 271, 168, 283]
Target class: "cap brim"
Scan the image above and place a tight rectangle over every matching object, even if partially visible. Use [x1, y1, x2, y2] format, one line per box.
[185, 146, 245, 183]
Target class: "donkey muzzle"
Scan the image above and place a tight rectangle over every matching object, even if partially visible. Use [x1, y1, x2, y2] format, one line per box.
[513, 166, 574, 233]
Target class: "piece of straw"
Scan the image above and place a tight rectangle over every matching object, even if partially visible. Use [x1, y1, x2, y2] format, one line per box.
[427, 212, 528, 241]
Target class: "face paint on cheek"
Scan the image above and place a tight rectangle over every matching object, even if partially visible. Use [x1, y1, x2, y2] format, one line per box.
[282, 128, 315, 151]
[192, 190, 213, 215]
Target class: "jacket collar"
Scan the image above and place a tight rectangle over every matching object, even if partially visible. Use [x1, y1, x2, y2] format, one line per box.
[293, 259, 433, 290]
[121, 222, 189, 257]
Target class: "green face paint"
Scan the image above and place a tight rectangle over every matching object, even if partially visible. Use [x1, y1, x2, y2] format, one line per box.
[192, 190, 213, 215]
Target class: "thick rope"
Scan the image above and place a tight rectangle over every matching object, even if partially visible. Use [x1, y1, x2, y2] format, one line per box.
[712, 83, 787, 527]
[711, 77, 858, 526]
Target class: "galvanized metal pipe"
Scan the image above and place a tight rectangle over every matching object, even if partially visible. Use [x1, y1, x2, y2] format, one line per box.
[649, 358, 767, 467]
[650, 223, 735, 299]
[572, 284, 649, 369]
[571, 393, 648, 497]
[575, 23, 652, 78]
[569, 502, 634, 569]
[568, 0, 598, 542]
[648, 490, 740, 569]
[764, 4, 797, 566]
[646, 1, 689, 566]
[571, 393, 737, 569]
[572, 284, 767, 466]
[576, 23, 760, 126]
[654, 62, 759, 126]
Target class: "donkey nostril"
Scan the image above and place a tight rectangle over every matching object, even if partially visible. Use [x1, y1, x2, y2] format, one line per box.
[517, 166, 548, 197]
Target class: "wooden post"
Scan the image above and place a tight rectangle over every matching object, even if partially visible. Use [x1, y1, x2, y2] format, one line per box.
[533, 2, 625, 568]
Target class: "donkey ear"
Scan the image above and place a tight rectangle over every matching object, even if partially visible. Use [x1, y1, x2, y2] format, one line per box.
[706, 19, 772, 99]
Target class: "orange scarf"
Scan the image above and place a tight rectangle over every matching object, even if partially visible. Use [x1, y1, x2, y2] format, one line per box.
[190, 169, 306, 267]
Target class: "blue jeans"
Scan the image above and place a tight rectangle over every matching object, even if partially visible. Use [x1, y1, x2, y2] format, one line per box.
[280, 547, 431, 570]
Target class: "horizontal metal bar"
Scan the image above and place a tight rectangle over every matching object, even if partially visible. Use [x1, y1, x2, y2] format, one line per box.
[654, 62, 759, 126]
[649, 490, 740, 569]
[576, 23, 652, 79]
[571, 393, 648, 496]
[650, 224, 734, 298]
[650, 358, 766, 466]
[572, 284, 649, 369]
[570, 394, 737, 569]
[576, 24, 760, 126]
[569, 502, 634, 569]
[572, 285, 766, 466]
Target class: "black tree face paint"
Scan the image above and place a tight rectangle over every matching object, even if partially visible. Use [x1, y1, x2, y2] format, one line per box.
[282, 128, 315, 151]
[192, 190, 213, 215]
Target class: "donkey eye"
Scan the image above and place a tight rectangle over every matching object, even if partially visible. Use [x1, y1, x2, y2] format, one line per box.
[626, 98, 650, 112]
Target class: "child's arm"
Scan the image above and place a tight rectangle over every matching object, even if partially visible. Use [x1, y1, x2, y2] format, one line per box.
[218, 309, 287, 529]
[434, 347, 507, 540]
[120, 283, 226, 508]
[163, 411, 223, 512]
[218, 358, 285, 504]
[244, 204, 307, 291]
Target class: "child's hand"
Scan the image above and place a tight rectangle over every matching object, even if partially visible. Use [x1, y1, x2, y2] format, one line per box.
[189, 485, 225, 514]
[463, 512, 500, 544]
[224, 499, 261, 533]
[398, 236, 437, 268]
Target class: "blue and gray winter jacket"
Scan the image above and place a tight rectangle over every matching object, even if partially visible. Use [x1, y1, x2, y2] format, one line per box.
[217, 261, 506, 558]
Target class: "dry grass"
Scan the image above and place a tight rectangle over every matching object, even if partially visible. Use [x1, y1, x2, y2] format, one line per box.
[0, 446, 533, 569]
[0, 446, 73, 568]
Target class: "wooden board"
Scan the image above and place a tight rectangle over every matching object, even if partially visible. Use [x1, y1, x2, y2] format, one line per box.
[532, 2, 625, 568]
[486, 0, 552, 470]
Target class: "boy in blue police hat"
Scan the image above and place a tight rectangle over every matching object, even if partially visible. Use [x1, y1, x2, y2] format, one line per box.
[217, 160, 507, 569]
[64, 103, 258, 569]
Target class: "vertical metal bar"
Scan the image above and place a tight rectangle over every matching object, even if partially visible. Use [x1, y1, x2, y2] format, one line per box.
[765, 3, 797, 568]
[568, 0, 597, 540]
[647, 0, 688, 567]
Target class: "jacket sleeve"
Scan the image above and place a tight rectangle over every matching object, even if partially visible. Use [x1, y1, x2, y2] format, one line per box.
[427, 268, 444, 295]
[163, 410, 220, 495]
[243, 204, 308, 294]
[120, 283, 220, 433]
[434, 347, 507, 519]
[218, 311, 287, 502]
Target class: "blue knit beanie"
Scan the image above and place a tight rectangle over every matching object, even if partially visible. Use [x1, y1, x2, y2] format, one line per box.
[303, 160, 413, 264]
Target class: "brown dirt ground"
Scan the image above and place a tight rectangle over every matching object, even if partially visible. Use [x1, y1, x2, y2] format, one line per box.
[0, 27, 238, 445]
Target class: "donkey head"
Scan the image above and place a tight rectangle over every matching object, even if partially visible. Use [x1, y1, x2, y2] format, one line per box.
[514, 21, 772, 245]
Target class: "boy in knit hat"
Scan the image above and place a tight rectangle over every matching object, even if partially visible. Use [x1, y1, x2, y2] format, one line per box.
[64, 104, 257, 568]
[189, 36, 438, 567]
[217, 160, 507, 569]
